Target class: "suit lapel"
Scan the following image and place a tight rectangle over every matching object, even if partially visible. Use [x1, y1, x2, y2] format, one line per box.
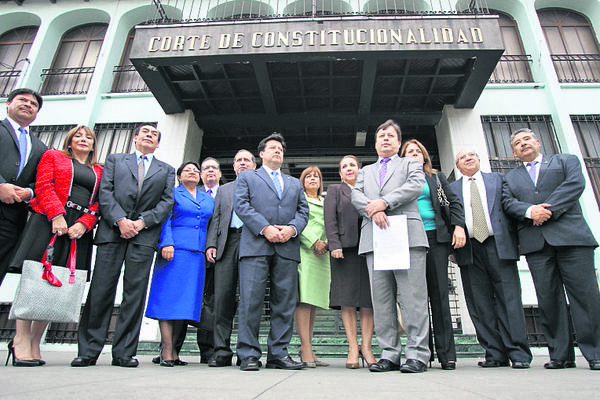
[257, 167, 280, 197]
[482, 173, 497, 211]
[536, 155, 551, 185]
[126, 153, 138, 180]
[144, 157, 161, 181]
[1, 119, 20, 151]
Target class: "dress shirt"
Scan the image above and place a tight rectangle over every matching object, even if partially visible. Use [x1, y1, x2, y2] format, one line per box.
[134, 150, 153, 175]
[524, 154, 544, 219]
[261, 164, 284, 191]
[461, 170, 494, 238]
[204, 185, 219, 198]
[377, 154, 399, 179]
[6, 116, 32, 163]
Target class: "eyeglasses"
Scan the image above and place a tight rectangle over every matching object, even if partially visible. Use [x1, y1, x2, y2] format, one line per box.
[201, 165, 219, 171]
[182, 168, 201, 173]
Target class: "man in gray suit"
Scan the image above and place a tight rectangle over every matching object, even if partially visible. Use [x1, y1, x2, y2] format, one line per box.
[450, 149, 532, 369]
[206, 149, 256, 367]
[502, 128, 600, 370]
[233, 133, 309, 371]
[351, 119, 430, 373]
[0, 88, 47, 285]
[72, 123, 175, 368]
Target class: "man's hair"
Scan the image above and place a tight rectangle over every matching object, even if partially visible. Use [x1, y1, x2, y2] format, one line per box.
[375, 119, 402, 140]
[7, 88, 43, 110]
[234, 149, 256, 164]
[510, 128, 538, 143]
[134, 123, 161, 142]
[258, 132, 286, 153]
[201, 156, 220, 170]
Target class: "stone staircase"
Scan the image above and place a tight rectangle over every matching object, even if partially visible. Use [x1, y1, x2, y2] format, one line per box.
[138, 308, 484, 359]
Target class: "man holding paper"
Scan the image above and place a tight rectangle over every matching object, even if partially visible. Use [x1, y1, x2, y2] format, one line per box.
[351, 119, 430, 373]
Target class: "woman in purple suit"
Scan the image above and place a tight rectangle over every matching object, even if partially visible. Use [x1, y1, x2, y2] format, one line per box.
[145, 162, 214, 366]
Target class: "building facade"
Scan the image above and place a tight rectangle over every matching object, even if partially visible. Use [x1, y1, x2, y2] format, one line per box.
[1, 0, 599, 341]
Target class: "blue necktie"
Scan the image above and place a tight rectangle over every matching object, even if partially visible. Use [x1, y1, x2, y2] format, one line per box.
[526, 161, 538, 184]
[271, 171, 283, 198]
[379, 158, 390, 186]
[18, 127, 28, 176]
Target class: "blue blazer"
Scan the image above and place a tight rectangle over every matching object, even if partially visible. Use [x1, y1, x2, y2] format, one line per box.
[450, 172, 519, 264]
[502, 154, 598, 254]
[233, 167, 309, 262]
[158, 185, 214, 252]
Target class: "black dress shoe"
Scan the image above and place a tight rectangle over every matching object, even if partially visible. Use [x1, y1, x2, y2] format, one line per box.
[208, 355, 233, 367]
[173, 359, 188, 366]
[160, 359, 174, 367]
[239, 356, 261, 371]
[478, 360, 509, 368]
[400, 359, 427, 373]
[511, 361, 530, 369]
[71, 357, 97, 367]
[441, 361, 456, 370]
[589, 360, 600, 370]
[544, 360, 576, 369]
[35, 359, 46, 366]
[368, 359, 400, 372]
[111, 357, 139, 368]
[152, 356, 160, 364]
[265, 355, 304, 370]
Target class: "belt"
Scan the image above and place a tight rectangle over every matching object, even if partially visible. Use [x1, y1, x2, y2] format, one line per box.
[229, 227, 243, 233]
[66, 200, 97, 216]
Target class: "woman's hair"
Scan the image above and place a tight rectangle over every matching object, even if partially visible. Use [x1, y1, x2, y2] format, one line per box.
[176, 161, 201, 185]
[400, 139, 437, 176]
[61, 125, 98, 167]
[338, 155, 359, 172]
[300, 166, 323, 197]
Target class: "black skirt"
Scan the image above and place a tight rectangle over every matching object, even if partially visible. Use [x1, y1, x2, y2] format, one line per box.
[329, 246, 372, 309]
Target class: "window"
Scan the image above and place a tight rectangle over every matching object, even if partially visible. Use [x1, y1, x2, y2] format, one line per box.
[31, 124, 75, 150]
[0, 26, 38, 96]
[571, 115, 600, 209]
[489, 11, 532, 83]
[94, 122, 151, 163]
[538, 8, 600, 82]
[111, 28, 149, 93]
[41, 23, 108, 95]
[481, 115, 559, 173]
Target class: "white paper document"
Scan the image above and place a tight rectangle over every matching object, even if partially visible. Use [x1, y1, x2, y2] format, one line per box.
[373, 214, 410, 270]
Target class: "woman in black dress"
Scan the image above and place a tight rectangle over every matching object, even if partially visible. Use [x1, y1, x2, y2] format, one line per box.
[324, 155, 376, 369]
[7, 125, 102, 367]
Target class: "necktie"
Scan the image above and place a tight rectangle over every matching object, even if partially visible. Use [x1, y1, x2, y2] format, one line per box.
[17, 127, 28, 176]
[271, 171, 283, 198]
[207, 188, 213, 197]
[526, 161, 538, 184]
[469, 177, 489, 243]
[137, 155, 146, 195]
[379, 158, 390, 186]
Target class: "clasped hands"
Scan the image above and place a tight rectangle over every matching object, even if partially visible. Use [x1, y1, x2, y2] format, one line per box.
[0, 183, 32, 204]
[52, 215, 87, 240]
[117, 218, 146, 239]
[263, 225, 295, 243]
[365, 198, 389, 229]
[531, 203, 552, 226]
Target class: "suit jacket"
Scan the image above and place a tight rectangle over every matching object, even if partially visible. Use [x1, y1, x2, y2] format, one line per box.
[323, 183, 360, 251]
[502, 154, 598, 254]
[94, 152, 175, 248]
[0, 118, 47, 224]
[205, 180, 236, 260]
[233, 167, 309, 262]
[351, 156, 428, 255]
[425, 172, 466, 244]
[450, 172, 519, 264]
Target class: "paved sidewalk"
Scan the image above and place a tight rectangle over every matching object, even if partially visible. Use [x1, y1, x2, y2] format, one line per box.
[1, 350, 599, 400]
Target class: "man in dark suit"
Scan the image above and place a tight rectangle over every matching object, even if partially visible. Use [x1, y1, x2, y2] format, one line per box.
[351, 120, 430, 373]
[450, 148, 532, 369]
[0, 88, 47, 286]
[72, 123, 175, 368]
[233, 133, 309, 371]
[502, 128, 600, 371]
[206, 149, 256, 367]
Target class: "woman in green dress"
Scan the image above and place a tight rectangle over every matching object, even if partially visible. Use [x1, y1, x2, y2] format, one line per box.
[295, 166, 331, 368]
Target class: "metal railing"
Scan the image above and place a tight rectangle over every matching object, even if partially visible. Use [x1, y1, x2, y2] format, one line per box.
[551, 54, 600, 83]
[488, 54, 533, 84]
[0, 69, 21, 97]
[146, 0, 491, 24]
[40, 66, 95, 95]
[111, 64, 149, 93]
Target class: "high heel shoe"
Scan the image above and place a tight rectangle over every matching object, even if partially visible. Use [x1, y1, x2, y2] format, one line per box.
[5, 340, 39, 367]
[358, 347, 377, 367]
[298, 350, 316, 368]
[345, 348, 360, 369]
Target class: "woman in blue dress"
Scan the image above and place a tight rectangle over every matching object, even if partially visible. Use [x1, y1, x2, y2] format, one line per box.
[145, 161, 214, 366]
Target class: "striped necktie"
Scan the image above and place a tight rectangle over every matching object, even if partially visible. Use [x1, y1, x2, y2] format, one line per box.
[469, 177, 489, 243]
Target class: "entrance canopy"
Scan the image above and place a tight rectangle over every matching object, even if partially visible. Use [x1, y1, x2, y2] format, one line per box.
[130, 14, 502, 180]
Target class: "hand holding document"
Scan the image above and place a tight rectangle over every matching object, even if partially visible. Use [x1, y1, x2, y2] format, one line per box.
[373, 215, 410, 270]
